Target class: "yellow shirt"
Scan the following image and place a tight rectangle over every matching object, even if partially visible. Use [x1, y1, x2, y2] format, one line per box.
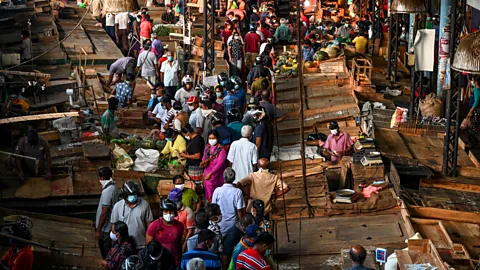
[161, 135, 187, 157]
[352, 36, 368, 53]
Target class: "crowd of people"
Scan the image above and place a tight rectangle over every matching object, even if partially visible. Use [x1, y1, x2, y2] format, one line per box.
[93, 160, 288, 269]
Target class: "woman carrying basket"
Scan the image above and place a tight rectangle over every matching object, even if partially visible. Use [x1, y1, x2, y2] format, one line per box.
[200, 130, 227, 202]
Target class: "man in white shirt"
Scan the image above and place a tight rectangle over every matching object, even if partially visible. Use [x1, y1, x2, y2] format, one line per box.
[115, 12, 130, 54]
[105, 13, 116, 40]
[160, 51, 181, 98]
[227, 125, 258, 183]
[211, 168, 245, 235]
[137, 43, 159, 88]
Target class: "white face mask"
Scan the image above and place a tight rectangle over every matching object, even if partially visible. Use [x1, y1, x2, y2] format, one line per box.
[163, 213, 175, 222]
[234, 36, 240, 40]
[150, 254, 162, 261]
[209, 139, 218, 146]
[151, 94, 156, 99]
[185, 135, 191, 140]
[188, 105, 195, 111]
[99, 179, 112, 189]
[175, 184, 185, 190]
[110, 231, 118, 241]
[330, 129, 339, 135]
[202, 109, 213, 117]
[253, 9, 257, 12]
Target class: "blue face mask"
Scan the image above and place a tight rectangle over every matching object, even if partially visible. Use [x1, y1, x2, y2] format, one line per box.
[234, 85, 239, 90]
[157, 97, 162, 102]
[127, 195, 137, 203]
[264, 249, 271, 257]
[167, 137, 174, 141]
[168, 56, 174, 61]
[216, 92, 222, 98]
[220, 81, 226, 86]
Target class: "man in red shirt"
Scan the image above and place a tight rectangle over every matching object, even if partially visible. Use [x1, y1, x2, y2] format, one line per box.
[244, 24, 262, 70]
[1, 223, 33, 270]
[140, 14, 154, 45]
[146, 199, 185, 267]
[236, 232, 275, 270]
[259, 22, 272, 40]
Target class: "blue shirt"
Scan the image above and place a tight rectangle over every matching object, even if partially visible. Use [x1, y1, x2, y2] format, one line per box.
[115, 82, 133, 108]
[214, 125, 234, 145]
[224, 89, 247, 112]
[223, 94, 239, 114]
[181, 248, 221, 270]
[302, 46, 315, 62]
[228, 121, 246, 141]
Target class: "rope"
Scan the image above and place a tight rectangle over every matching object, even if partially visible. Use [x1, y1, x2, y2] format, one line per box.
[6, 6, 92, 71]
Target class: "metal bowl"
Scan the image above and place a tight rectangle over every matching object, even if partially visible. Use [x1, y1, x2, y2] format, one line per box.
[335, 189, 356, 197]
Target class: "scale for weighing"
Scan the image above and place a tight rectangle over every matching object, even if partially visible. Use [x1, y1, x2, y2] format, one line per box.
[361, 152, 383, 166]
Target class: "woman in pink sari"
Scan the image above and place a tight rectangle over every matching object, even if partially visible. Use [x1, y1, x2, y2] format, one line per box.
[200, 130, 227, 202]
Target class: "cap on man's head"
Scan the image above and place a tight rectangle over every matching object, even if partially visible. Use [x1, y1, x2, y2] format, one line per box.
[248, 96, 259, 108]
[245, 224, 260, 238]
[329, 121, 339, 130]
[187, 96, 199, 104]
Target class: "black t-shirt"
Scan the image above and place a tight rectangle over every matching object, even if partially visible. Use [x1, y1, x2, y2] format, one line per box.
[253, 122, 272, 159]
[250, 13, 260, 24]
[138, 246, 176, 270]
[214, 125, 234, 146]
[186, 135, 205, 167]
[222, 225, 244, 257]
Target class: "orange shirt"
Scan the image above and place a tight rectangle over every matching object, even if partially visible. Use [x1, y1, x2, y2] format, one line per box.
[140, 21, 153, 38]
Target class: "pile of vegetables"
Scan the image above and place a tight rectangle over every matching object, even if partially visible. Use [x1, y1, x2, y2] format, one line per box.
[112, 136, 167, 152]
[274, 53, 299, 76]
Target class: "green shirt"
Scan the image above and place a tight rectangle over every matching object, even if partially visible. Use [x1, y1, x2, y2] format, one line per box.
[274, 24, 291, 41]
[101, 109, 118, 137]
[182, 188, 199, 210]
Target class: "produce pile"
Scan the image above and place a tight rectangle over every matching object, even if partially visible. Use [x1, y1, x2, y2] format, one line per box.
[304, 45, 341, 69]
[111, 136, 167, 151]
[274, 53, 299, 76]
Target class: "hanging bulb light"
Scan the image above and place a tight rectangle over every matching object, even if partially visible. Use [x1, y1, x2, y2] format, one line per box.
[304, 0, 310, 7]
[452, 31, 480, 74]
[390, 0, 427, 13]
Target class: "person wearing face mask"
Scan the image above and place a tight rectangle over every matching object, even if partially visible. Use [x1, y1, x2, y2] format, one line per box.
[212, 112, 235, 146]
[161, 128, 187, 158]
[212, 86, 225, 114]
[398, 24, 409, 46]
[175, 75, 198, 112]
[172, 174, 201, 212]
[160, 51, 181, 99]
[137, 240, 176, 270]
[168, 188, 195, 252]
[138, 40, 159, 89]
[228, 31, 245, 77]
[103, 221, 136, 270]
[159, 97, 175, 129]
[222, 87, 240, 120]
[245, 23, 262, 70]
[237, 158, 290, 219]
[110, 181, 153, 252]
[236, 232, 275, 270]
[15, 129, 52, 181]
[228, 224, 259, 270]
[206, 203, 223, 255]
[95, 167, 120, 259]
[180, 124, 205, 187]
[222, 20, 234, 65]
[323, 21, 336, 37]
[212, 167, 246, 237]
[302, 39, 315, 62]
[227, 125, 258, 183]
[321, 121, 353, 161]
[229, 76, 247, 111]
[146, 199, 184, 267]
[114, 73, 135, 108]
[161, 5, 176, 24]
[181, 229, 221, 270]
[335, 20, 352, 42]
[250, 5, 260, 24]
[197, 100, 216, 140]
[250, 199, 271, 233]
[200, 130, 227, 202]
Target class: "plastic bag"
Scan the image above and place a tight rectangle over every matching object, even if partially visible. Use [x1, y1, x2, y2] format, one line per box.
[420, 93, 443, 117]
[133, 148, 160, 173]
[113, 144, 134, 171]
[460, 117, 471, 130]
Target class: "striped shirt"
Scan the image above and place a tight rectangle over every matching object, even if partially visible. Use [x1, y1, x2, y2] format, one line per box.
[180, 248, 221, 270]
[236, 248, 271, 270]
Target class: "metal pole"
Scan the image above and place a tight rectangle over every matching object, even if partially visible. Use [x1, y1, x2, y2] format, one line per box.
[297, 1, 313, 218]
